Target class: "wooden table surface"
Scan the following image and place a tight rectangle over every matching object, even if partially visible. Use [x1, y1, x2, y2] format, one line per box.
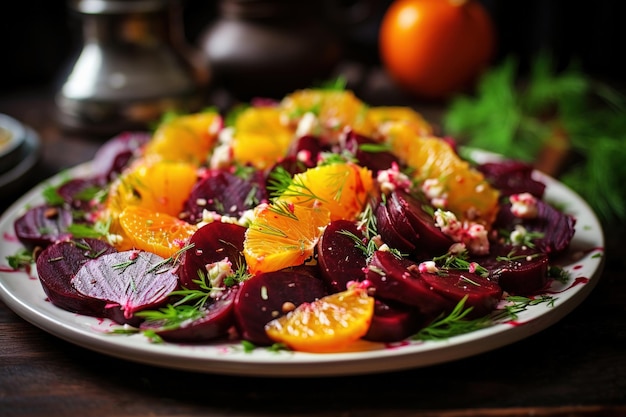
[1, 68, 626, 417]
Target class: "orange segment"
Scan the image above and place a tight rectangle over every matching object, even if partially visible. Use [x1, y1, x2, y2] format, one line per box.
[278, 162, 374, 221]
[144, 111, 221, 164]
[265, 285, 375, 353]
[243, 202, 330, 275]
[105, 158, 198, 217]
[280, 89, 374, 140]
[231, 106, 294, 170]
[117, 206, 197, 258]
[385, 125, 499, 224]
[366, 106, 433, 137]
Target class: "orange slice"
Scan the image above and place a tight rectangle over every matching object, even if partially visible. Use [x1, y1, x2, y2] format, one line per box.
[231, 106, 293, 170]
[280, 89, 374, 140]
[385, 124, 499, 224]
[278, 162, 374, 222]
[265, 285, 375, 353]
[144, 111, 221, 164]
[105, 158, 198, 217]
[367, 106, 433, 137]
[243, 202, 330, 275]
[117, 206, 197, 258]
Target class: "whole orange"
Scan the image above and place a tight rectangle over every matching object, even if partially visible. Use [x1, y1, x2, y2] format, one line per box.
[379, 0, 495, 100]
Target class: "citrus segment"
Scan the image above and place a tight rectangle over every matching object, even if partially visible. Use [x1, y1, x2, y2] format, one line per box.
[280, 89, 374, 140]
[144, 112, 221, 164]
[385, 128, 499, 224]
[105, 158, 198, 217]
[231, 106, 293, 170]
[243, 202, 331, 275]
[278, 162, 374, 221]
[118, 206, 197, 258]
[265, 285, 375, 353]
[367, 106, 433, 137]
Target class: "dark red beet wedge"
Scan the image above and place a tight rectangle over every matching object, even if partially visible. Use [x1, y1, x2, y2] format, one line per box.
[35, 238, 117, 316]
[141, 286, 239, 343]
[71, 250, 179, 323]
[14, 205, 74, 250]
[182, 169, 268, 224]
[366, 250, 453, 315]
[317, 219, 368, 292]
[233, 270, 327, 345]
[56, 178, 104, 212]
[375, 202, 416, 254]
[363, 298, 424, 343]
[419, 269, 502, 318]
[390, 190, 453, 257]
[178, 221, 247, 289]
[91, 131, 151, 181]
[495, 199, 576, 257]
[478, 160, 546, 198]
[341, 130, 400, 173]
[477, 244, 550, 296]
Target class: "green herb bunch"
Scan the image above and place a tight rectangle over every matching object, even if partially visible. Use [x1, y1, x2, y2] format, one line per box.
[443, 53, 626, 227]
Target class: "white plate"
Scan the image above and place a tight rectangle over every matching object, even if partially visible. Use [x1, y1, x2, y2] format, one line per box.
[0, 160, 605, 377]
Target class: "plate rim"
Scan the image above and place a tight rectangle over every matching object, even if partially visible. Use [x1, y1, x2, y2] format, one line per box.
[0, 154, 606, 377]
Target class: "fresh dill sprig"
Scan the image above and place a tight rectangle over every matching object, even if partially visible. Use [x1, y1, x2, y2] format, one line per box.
[6, 248, 34, 270]
[134, 304, 205, 329]
[495, 249, 541, 263]
[338, 202, 403, 260]
[413, 294, 558, 341]
[146, 243, 195, 274]
[547, 265, 570, 284]
[266, 166, 323, 203]
[432, 248, 489, 277]
[67, 217, 112, 239]
[413, 296, 485, 341]
[72, 239, 108, 259]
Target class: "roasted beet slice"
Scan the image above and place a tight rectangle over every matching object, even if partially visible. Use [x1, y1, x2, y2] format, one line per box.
[317, 219, 368, 292]
[56, 178, 104, 212]
[375, 202, 416, 254]
[71, 250, 179, 322]
[477, 244, 550, 295]
[341, 130, 400, 173]
[182, 169, 267, 224]
[366, 250, 453, 316]
[178, 222, 247, 289]
[390, 190, 453, 257]
[288, 135, 326, 166]
[494, 199, 576, 257]
[35, 238, 117, 316]
[478, 160, 546, 198]
[233, 270, 327, 345]
[14, 204, 74, 250]
[141, 286, 239, 343]
[91, 131, 150, 181]
[419, 269, 502, 318]
[363, 298, 424, 343]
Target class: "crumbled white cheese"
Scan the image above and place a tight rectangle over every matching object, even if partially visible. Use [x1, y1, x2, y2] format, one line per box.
[421, 178, 448, 209]
[376, 162, 411, 194]
[510, 224, 530, 246]
[418, 260, 439, 274]
[510, 192, 538, 219]
[434, 209, 489, 255]
[206, 258, 234, 298]
[295, 112, 320, 138]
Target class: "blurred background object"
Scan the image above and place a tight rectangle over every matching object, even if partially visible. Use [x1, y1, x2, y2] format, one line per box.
[1, 0, 624, 120]
[54, 0, 207, 136]
[196, 0, 343, 101]
[378, 0, 496, 100]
